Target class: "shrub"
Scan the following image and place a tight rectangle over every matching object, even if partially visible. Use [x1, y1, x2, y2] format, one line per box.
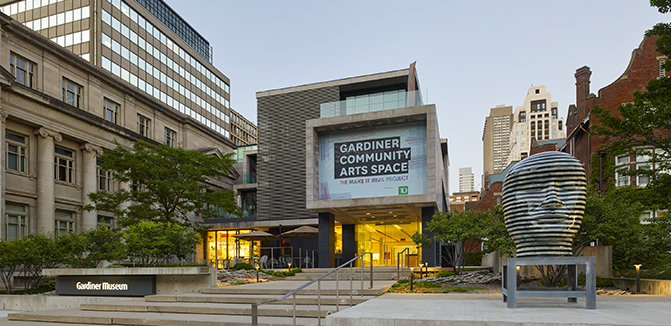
[434, 271, 455, 278]
[231, 262, 254, 271]
[464, 251, 484, 266]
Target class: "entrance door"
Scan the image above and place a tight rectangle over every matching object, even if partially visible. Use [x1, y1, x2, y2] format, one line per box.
[355, 218, 421, 266]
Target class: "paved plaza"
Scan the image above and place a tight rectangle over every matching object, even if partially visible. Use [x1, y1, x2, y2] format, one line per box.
[326, 293, 671, 326]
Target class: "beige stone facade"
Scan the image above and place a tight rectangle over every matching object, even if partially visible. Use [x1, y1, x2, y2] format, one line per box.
[0, 13, 236, 239]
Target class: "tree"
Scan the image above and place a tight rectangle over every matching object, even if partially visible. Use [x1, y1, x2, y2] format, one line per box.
[85, 141, 238, 228]
[427, 209, 493, 275]
[123, 221, 200, 266]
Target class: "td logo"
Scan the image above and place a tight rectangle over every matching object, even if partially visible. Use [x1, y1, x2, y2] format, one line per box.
[398, 186, 408, 195]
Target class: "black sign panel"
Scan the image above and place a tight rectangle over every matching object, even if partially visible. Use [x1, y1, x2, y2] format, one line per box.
[334, 136, 411, 179]
[55, 275, 156, 297]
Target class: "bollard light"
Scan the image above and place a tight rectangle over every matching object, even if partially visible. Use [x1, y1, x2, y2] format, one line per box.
[419, 263, 424, 280]
[410, 267, 415, 291]
[635, 264, 642, 294]
[255, 264, 260, 283]
[288, 262, 293, 271]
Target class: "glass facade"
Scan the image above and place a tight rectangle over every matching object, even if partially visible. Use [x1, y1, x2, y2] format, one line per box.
[1, 0, 92, 61]
[101, 0, 230, 138]
[355, 218, 421, 266]
[205, 229, 259, 269]
[133, 0, 212, 63]
[320, 89, 427, 118]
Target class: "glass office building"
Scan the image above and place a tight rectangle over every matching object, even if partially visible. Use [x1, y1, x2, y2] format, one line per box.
[0, 0, 257, 145]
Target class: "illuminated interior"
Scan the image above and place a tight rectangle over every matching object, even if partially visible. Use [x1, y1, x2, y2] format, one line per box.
[355, 216, 421, 266]
[205, 229, 260, 268]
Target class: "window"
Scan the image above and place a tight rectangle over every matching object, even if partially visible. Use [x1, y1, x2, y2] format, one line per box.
[97, 216, 113, 228]
[551, 107, 558, 119]
[615, 168, 630, 187]
[104, 98, 120, 124]
[558, 121, 563, 131]
[535, 89, 540, 94]
[54, 147, 75, 183]
[62, 78, 81, 107]
[660, 59, 666, 77]
[519, 111, 526, 123]
[530, 100, 546, 112]
[6, 204, 28, 240]
[636, 163, 651, 187]
[165, 127, 176, 147]
[10, 53, 35, 88]
[6, 131, 27, 173]
[55, 211, 75, 235]
[138, 115, 150, 137]
[97, 159, 113, 192]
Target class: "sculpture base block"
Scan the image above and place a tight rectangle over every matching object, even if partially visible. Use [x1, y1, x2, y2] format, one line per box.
[502, 256, 596, 309]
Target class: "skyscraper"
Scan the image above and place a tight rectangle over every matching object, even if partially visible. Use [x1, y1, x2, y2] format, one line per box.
[0, 0, 257, 145]
[482, 105, 513, 181]
[458, 167, 474, 193]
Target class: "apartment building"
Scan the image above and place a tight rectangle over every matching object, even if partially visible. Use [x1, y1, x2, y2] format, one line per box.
[482, 105, 513, 181]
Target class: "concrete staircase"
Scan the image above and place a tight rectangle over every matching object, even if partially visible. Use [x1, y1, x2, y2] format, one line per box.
[2, 279, 395, 326]
[286, 266, 411, 281]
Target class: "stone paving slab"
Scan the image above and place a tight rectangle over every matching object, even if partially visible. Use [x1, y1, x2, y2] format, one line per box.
[8, 308, 324, 325]
[325, 293, 671, 326]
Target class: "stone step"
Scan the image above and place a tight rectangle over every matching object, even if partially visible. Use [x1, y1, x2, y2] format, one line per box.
[200, 286, 385, 296]
[81, 301, 349, 318]
[285, 274, 402, 281]
[8, 308, 324, 325]
[147, 293, 372, 305]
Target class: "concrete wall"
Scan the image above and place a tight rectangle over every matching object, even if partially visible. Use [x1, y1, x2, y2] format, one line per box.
[483, 246, 612, 278]
[0, 296, 142, 312]
[612, 278, 671, 295]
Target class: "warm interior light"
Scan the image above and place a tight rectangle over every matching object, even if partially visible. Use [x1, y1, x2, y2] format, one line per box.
[366, 212, 370, 215]
[393, 224, 403, 231]
[389, 212, 393, 214]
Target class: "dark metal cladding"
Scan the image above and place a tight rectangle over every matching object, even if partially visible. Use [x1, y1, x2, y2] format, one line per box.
[502, 151, 587, 257]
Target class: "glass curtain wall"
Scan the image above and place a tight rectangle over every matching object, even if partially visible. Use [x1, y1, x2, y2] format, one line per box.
[206, 229, 260, 268]
[355, 217, 421, 267]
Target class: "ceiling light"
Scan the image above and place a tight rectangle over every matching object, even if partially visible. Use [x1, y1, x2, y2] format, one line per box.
[393, 224, 402, 231]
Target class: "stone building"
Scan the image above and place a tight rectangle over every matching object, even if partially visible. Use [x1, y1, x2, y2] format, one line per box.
[0, 11, 237, 240]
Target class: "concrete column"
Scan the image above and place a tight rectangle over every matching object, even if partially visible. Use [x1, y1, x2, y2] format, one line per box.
[421, 206, 437, 267]
[80, 143, 102, 231]
[0, 109, 8, 239]
[35, 127, 62, 234]
[118, 181, 131, 215]
[341, 224, 356, 263]
[318, 212, 335, 268]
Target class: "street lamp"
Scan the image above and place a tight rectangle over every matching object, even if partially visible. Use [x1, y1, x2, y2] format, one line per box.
[635, 264, 642, 293]
[255, 264, 260, 283]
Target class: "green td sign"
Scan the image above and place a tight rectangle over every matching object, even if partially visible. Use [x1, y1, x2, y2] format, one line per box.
[398, 186, 408, 195]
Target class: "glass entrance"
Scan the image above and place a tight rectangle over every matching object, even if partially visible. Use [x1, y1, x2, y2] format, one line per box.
[355, 217, 421, 266]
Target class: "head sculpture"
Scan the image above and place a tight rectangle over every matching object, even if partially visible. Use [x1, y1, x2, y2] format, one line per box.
[502, 151, 587, 257]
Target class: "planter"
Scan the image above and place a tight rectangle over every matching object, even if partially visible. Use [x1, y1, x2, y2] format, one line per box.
[611, 277, 671, 295]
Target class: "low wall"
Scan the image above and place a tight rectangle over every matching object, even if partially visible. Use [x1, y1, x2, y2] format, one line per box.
[612, 278, 671, 295]
[43, 266, 217, 294]
[0, 295, 142, 311]
[482, 246, 612, 278]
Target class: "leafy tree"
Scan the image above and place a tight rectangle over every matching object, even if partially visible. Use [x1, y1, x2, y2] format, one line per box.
[19, 234, 62, 291]
[123, 221, 200, 267]
[85, 141, 237, 228]
[427, 209, 492, 275]
[82, 226, 126, 268]
[0, 238, 27, 294]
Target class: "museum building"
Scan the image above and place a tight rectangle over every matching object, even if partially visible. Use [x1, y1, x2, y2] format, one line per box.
[204, 63, 450, 268]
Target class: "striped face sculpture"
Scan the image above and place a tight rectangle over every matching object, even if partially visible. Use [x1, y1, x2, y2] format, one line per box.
[502, 152, 587, 257]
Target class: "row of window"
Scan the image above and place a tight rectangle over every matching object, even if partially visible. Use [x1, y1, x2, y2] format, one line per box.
[615, 150, 670, 187]
[105, 0, 228, 96]
[18, 5, 89, 32]
[10, 52, 182, 145]
[6, 203, 112, 241]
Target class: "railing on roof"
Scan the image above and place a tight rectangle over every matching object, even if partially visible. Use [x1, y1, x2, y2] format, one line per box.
[320, 89, 427, 118]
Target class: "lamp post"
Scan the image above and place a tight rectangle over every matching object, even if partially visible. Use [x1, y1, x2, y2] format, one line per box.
[410, 267, 414, 292]
[419, 263, 424, 280]
[255, 264, 260, 283]
[635, 264, 642, 294]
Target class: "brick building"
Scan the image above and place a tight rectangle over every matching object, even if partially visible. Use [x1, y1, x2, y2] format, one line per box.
[563, 36, 665, 189]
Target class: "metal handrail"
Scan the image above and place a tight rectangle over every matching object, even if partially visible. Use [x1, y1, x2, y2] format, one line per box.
[396, 247, 410, 280]
[251, 252, 374, 326]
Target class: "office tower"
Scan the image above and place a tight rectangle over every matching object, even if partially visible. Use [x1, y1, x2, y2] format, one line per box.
[458, 167, 474, 193]
[482, 105, 513, 179]
[0, 0, 257, 145]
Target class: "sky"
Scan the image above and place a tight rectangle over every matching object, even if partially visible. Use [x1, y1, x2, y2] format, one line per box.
[167, 0, 666, 194]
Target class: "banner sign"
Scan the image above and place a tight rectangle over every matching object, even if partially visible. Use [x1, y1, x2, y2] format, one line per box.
[319, 122, 427, 200]
[55, 275, 156, 297]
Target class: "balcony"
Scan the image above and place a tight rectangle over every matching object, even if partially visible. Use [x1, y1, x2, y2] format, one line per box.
[320, 89, 427, 118]
[243, 173, 257, 184]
